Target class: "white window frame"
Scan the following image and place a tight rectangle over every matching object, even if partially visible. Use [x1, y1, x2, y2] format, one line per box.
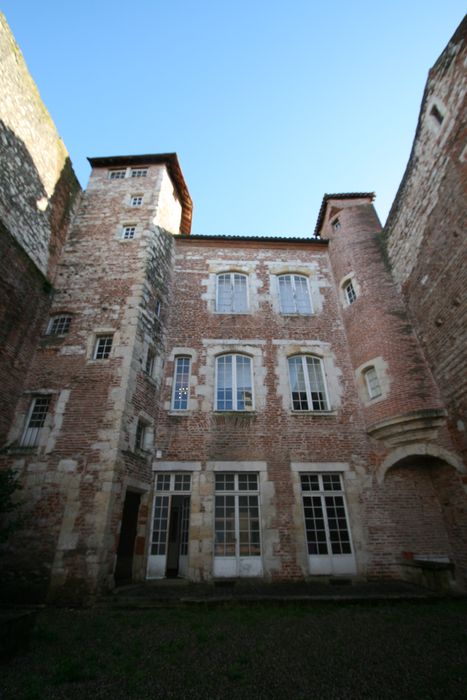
[364, 366, 382, 399]
[215, 272, 249, 313]
[288, 355, 330, 412]
[130, 195, 143, 207]
[131, 168, 148, 178]
[109, 169, 126, 180]
[46, 315, 71, 336]
[171, 356, 191, 411]
[20, 395, 51, 447]
[344, 280, 357, 305]
[93, 334, 113, 360]
[300, 472, 356, 575]
[215, 354, 254, 411]
[121, 225, 136, 240]
[277, 274, 313, 314]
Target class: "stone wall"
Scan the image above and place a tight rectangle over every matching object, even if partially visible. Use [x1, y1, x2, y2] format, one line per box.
[384, 17, 467, 461]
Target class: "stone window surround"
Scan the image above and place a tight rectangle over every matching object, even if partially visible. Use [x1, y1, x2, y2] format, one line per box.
[266, 261, 326, 316]
[355, 356, 390, 406]
[165, 348, 198, 413]
[201, 341, 267, 414]
[7, 388, 71, 455]
[86, 329, 119, 362]
[133, 412, 154, 453]
[273, 340, 342, 414]
[203, 260, 259, 314]
[339, 272, 361, 308]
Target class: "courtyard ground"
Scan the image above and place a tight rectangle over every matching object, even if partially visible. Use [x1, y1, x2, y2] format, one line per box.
[1, 597, 467, 699]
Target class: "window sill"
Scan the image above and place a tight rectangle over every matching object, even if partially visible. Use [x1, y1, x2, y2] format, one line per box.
[280, 312, 313, 317]
[213, 411, 256, 416]
[213, 311, 251, 316]
[1, 445, 39, 455]
[167, 410, 191, 417]
[290, 410, 337, 417]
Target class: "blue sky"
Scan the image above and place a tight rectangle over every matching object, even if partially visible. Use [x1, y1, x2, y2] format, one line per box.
[2, 1, 465, 236]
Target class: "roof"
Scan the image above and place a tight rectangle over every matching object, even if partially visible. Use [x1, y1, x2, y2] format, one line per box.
[87, 153, 193, 234]
[313, 192, 375, 236]
[177, 233, 328, 244]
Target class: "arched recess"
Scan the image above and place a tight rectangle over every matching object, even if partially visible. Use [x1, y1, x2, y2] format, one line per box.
[377, 442, 465, 485]
[369, 443, 467, 590]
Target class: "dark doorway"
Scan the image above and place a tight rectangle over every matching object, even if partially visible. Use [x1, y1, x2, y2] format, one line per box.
[166, 495, 190, 578]
[115, 491, 141, 585]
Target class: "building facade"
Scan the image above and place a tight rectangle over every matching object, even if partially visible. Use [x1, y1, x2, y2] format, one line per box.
[0, 14, 466, 602]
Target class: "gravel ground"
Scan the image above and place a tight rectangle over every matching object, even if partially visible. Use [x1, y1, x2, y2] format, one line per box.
[1, 599, 467, 699]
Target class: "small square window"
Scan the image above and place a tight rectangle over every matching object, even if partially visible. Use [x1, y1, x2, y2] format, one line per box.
[109, 169, 126, 180]
[94, 335, 113, 360]
[131, 168, 148, 178]
[47, 315, 71, 336]
[156, 474, 171, 491]
[122, 225, 136, 240]
[332, 218, 341, 231]
[130, 195, 143, 207]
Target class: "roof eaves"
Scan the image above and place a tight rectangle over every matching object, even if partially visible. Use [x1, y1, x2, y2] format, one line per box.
[313, 192, 375, 236]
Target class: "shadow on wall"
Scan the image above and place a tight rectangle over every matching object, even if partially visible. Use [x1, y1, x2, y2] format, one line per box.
[0, 121, 81, 443]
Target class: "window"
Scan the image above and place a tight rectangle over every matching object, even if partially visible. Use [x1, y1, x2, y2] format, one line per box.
[20, 396, 51, 447]
[109, 169, 126, 180]
[145, 347, 156, 377]
[344, 280, 357, 305]
[131, 168, 147, 178]
[332, 218, 341, 231]
[301, 473, 352, 555]
[172, 357, 191, 410]
[46, 315, 71, 336]
[214, 473, 261, 558]
[216, 273, 248, 313]
[135, 420, 148, 451]
[130, 195, 143, 207]
[121, 225, 136, 240]
[155, 299, 162, 318]
[430, 104, 444, 126]
[216, 354, 253, 411]
[364, 366, 382, 399]
[288, 355, 329, 411]
[93, 335, 113, 360]
[277, 274, 312, 314]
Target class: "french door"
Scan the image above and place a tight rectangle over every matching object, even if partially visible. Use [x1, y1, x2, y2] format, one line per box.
[301, 473, 356, 575]
[147, 473, 191, 579]
[214, 472, 263, 577]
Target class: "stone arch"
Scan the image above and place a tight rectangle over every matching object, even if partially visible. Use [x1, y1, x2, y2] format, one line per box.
[377, 442, 464, 485]
[368, 443, 467, 590]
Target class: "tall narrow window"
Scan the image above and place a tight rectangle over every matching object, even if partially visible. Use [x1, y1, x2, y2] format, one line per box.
[364, 367, 382, 399]
[277, 274, 312, 314]
[214, 473, 261, 558]
[216, 354, 253, 411]
[288, 355, 329, 411]
[172, 357, 191, 410]
[216, 273, 248, 313]
[135, 420, 147, 451]
[20, 396, 51, 447]
[344, 280, 357, 305]
[145, 347, 156, 377]
[301, 473, 353, 556]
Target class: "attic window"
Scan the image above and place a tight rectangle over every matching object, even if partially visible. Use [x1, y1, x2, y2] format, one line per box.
[430, 104, 444, 127]
[332, 218, 341, 231]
